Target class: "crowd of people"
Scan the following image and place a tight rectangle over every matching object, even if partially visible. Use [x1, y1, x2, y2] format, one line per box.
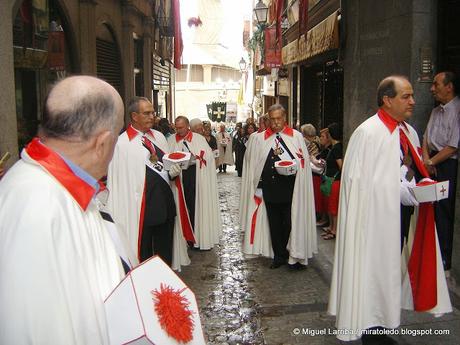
[240, 73, 457, 345]
[0, 71, 458, 345]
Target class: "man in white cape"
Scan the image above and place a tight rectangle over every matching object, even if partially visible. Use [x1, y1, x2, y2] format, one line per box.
[216, 123, 234, 172]
[0, 76, 126, 344]
[168, 116, 222, 250]
[328, 76, 452, 344]
[240, 104, 317, 269]
[107, 97, 191, 271]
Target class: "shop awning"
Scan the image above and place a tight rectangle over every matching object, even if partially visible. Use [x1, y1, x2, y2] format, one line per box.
[282, 11, 339, 65]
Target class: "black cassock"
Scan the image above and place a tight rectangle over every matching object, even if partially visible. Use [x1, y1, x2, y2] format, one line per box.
[140, 142, 176, 266]
[233, 134, 247, 177]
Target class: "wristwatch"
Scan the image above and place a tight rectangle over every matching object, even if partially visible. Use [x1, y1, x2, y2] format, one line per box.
[425, 159, 434, 166]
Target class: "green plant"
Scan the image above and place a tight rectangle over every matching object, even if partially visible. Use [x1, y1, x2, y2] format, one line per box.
[247, 23, 268, 62]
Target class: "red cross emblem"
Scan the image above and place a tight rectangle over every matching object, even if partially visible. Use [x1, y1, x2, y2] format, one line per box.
[195, 150, 207, 168]
[295, 149, 305, 169]
[440, 185, 447, 197]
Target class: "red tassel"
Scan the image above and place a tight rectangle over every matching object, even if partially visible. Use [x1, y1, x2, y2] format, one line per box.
[152, 284, 194, 343]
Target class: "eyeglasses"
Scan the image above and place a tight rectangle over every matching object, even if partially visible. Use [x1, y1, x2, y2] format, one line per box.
[139, 111, 156, 117]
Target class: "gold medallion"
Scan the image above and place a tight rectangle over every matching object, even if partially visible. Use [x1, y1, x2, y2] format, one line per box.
[150, 154, 158, 164]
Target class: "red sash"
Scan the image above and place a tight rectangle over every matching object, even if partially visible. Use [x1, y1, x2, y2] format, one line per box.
[400, 129, 437, 311]
[378, 108, 437, 311]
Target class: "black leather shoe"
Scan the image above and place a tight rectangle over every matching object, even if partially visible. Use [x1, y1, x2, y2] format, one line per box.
[270, 260, 287, 269]
[289, 262, 307, 271]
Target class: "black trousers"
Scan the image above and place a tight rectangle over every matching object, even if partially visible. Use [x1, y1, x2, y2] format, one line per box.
[433, 156, 458, 270]
[265, 201, 292, 263]
[219, 163, 227, 172]
[182, 167, 196, 229]
[401, 204, 414, 252]
[139, 217, 175, 266]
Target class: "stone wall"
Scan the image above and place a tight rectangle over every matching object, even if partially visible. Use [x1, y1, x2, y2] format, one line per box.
[0, 0, 19, 164]
[342, 0, 436, 141]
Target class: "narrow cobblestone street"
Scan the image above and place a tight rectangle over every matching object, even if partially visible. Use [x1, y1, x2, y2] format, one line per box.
[178, 168, 460, 345]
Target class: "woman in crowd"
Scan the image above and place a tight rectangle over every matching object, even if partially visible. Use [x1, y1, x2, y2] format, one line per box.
[321, 123, 343, 240]
[244, 122, 257, 138]
[301, 124, 325, 223]
[157, 118, 174, 138]
[317, 128, 332, 227]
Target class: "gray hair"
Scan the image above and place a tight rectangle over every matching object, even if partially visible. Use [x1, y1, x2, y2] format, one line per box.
[190, 118, 202, 128]
[127, 97, 151, 118]
[40, 76, 119, 140]
[267, 104, 286, 115]
[301, 123, 317, 137]
[440, 71, 457, 95]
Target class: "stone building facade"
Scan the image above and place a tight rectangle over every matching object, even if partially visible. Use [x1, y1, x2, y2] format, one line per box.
[0, 0, 176, 165]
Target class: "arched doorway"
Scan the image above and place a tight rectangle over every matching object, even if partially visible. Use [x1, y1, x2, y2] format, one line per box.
[96, 23, 123, 98]
[12, 0, 76, 151]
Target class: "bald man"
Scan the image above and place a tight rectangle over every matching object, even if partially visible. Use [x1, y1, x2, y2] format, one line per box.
[168, 116, 222, 250]
[0, 76, 126, 344]
[328, 76, 451, 344]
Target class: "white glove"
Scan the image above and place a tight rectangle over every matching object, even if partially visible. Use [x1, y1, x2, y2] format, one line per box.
[310, 160, 324, 174]
[168, 163, 181, 179]
[254, 188, 263, 199]
[419, 177, 435, 184]
[400, 177, 419, 206]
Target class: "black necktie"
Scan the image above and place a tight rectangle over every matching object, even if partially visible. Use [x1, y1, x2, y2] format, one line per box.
[100, 211, 131, 274]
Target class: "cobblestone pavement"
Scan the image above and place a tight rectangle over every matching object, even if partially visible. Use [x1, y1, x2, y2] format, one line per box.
[178, 168, 460, 345]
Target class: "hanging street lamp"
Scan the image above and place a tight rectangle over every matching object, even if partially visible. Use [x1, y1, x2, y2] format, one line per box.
[239, 57, 247, 73]
[253, 0, 269, 25]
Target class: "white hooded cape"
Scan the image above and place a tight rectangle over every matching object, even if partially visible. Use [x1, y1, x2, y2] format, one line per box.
[107, 127, 190, 271]
[168, 132, 222, 249]
[239, 128, 317, 264]
[216, 131, 234, 166]
[328, 114, 452, 341]
[0, 150, 124, 345]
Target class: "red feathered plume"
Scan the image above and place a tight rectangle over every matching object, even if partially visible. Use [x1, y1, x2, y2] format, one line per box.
[169, 152, 187, 160]
[187, 17, 202, 27]
[152, 284, 194, 343]
[278, 161, 294, 166]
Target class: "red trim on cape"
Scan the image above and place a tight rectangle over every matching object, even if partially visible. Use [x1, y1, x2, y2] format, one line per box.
[377, 108, 409, 133]
[398, 127, 437, 311]
[264, 126, 294, 140]
[175, 131, 193, 143]
[250, 196, 263, 244]
[137, 180, 147, 261]
[25, 138, 96, 211]
[174, 179, 195, 243]
[377, 108, 399, 133]
[98, 181, 107, 192]
[126, 125, 138, 141]
[127, 125, 155, 141]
